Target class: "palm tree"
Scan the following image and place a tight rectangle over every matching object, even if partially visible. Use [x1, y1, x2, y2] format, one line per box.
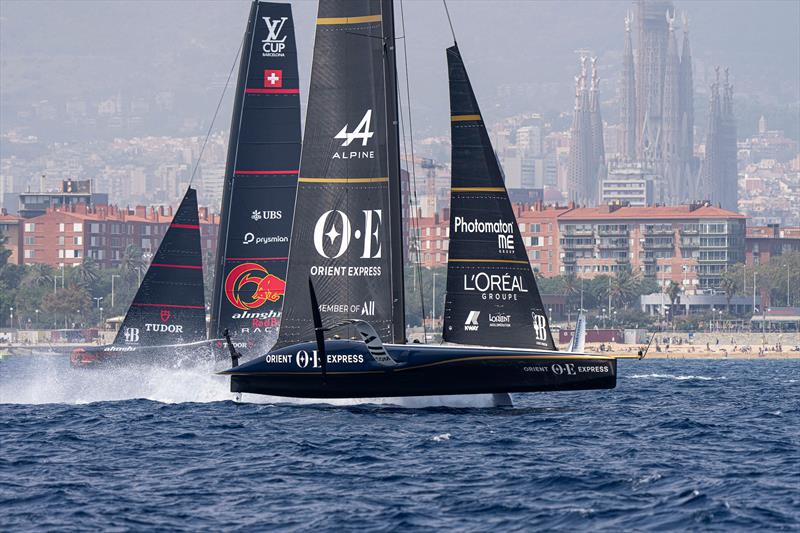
[119, 245, 145, 286]
[23, 263, 55, 288]
[666, 280, 682, 308]
[563, 274, 581, 309]
[608, 267, 642, 309]
[74, 257, 101, 290]
[719, 276, 739, 312]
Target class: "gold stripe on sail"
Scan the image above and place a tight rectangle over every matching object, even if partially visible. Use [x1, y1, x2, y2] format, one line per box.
[316, 15, 382, 25]
[451, 114, 482, 122]
[298, 177, 389, 184]
[451, 187, 505, 192]
[448, 258, 529, 265]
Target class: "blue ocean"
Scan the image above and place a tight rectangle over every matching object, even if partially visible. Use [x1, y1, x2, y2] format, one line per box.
[1, 356, 797, 531]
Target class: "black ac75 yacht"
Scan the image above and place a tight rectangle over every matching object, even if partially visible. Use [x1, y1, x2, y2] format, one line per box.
[71, 187, 223, 367]
[219, 0, 638, 401]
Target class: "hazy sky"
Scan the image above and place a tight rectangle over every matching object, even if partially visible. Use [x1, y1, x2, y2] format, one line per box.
[1, 0, 798, 139]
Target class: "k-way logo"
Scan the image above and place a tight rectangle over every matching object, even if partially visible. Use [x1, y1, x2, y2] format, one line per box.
[464, 311, 480, 331]
[333, 110, 375, 160]
[261, 16, 288, 57]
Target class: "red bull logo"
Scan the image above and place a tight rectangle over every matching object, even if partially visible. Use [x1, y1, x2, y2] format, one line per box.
[224, 263, 286, 311]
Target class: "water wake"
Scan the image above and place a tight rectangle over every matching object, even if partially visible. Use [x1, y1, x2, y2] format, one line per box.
[0, 357, 232, 405]
[628, 373, 725, 381]
[0, 356, 502, 408]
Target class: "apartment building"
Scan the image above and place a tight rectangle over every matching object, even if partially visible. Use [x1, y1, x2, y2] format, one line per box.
[22, 203, 219, 269]
[413, 201, 747, 291]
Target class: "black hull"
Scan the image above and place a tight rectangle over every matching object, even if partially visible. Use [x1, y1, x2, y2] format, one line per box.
[224, 341, 617, 398]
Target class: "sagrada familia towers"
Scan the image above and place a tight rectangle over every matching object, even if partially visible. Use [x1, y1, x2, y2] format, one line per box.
[568, 0, 738, 209]
[567, 57, 605, 206]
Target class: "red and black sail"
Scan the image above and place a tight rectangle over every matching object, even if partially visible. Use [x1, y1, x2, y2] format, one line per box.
[210, 0, 302, 345]
[114, 187, 207, 348]
[275, 0, 404, 347]
[442, 45, 556, 351]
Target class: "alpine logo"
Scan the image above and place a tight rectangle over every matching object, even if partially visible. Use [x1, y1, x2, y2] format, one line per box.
[263, 69, 282, 88]
[333, 110, 375, 159]
[123, 327, 140, 344]
[532, 313, 548, 342]
[261, 16, 288, 57]
[335, 110, 374, 146]
[464, 310, 480, 331]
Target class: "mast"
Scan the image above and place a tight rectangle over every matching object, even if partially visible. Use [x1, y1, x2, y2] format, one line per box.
[380, 0, 406, 343]
[211, 1, 256, 338]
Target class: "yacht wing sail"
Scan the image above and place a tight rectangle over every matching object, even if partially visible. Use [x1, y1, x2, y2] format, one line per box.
[442, 45, 557, 351]
[568, 312, 587, 353]
[113, 187, 206, 349]
[210, 0, 302, 347]
[275, 0, 404, 348]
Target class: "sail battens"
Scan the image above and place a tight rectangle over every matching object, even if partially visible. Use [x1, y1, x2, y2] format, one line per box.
[316, 14, 382, 25]
[448, 259, 529, 265]
[451, 187, 506, 192]
[451, 114, 482, 122]
[131, 303, 205, 310]
[225, 257, 288, 261]
[244, 88, 300, 94]
[170, 223, 200, 229]
[234, 170, 299, 175]
[297, 177, 389, 184]
[150, 263, 203, 270]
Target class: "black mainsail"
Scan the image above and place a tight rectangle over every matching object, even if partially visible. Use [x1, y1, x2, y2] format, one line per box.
[210, 0, 302, 345]
[275, 0, 405, 347]
[113, 187, 207, 348]
[442, 45, 556, 351]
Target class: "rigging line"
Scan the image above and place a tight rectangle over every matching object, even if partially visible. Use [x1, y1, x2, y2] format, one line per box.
[399, 0, 428, 342]
[188, 32, 245, 187]
[442, 0, 457, 45]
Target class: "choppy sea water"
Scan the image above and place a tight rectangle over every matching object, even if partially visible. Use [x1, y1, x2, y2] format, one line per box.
[0, 355, 797, 531]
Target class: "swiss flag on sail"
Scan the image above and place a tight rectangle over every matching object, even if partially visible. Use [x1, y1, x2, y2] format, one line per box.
[263, 69, 283, 88]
